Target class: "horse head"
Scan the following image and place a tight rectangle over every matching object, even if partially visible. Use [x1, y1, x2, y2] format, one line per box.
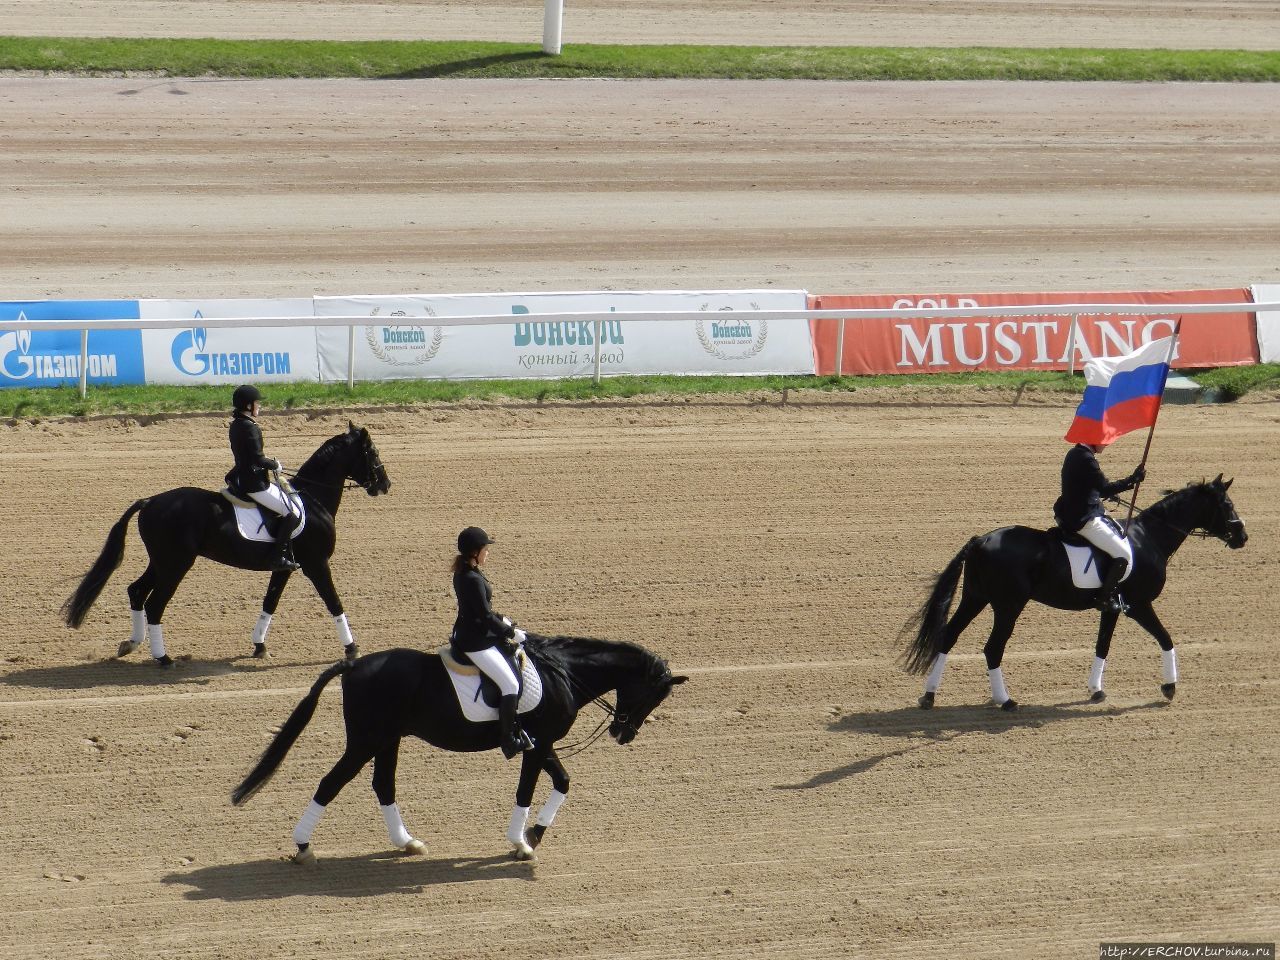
[1203, 474, 1246, 549]
[609, 657, 688, 746]
[345, 421, 391, 496]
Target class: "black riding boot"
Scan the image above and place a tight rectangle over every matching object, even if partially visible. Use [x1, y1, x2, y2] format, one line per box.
[1096, 557, 1129, 614]
[498, 694, 531, 759]
[271, 513, 302, 572]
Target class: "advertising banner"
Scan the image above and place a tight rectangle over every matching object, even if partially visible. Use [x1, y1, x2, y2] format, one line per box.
[139, 299, 319, 385]
[0, 300, 143, 388]
[315, 290, 813, 382]
[810, 289, 1257, 375]
[1252, 284, 1280, 363]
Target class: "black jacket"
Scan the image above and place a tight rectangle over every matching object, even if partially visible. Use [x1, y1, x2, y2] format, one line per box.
[1054, 444, 1137, 532]
[225, 411, 276, 495]
[451, 566, 515, 655]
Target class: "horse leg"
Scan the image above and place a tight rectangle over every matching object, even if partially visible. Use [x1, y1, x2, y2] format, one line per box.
[1088, 610, 1122, 702]
[983, 604, 1026, 711]
[141, 558, 194, 668]
[1125, 602, 1178, 701]
[920, 593, 987, 709]
[119, 565, 156, 658]
[507, 746, 548, 861]
[524, 749, 570, 852]
[251, 570, 294, 659]
[303, 562, 357, 661]
[290, 740, 378, 865]
[371, 739, 426, 855]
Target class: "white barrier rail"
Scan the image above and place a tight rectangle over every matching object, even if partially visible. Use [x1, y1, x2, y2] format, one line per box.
[3, 301, 1275, 394]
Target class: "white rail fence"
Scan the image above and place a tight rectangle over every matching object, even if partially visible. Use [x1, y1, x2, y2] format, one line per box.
[1, 301, 1275, 398]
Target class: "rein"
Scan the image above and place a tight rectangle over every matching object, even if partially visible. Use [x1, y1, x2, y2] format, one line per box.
[1107, 494, 1213, 540]
[555, 697, 625, 759]
[283, 470, 368, 492]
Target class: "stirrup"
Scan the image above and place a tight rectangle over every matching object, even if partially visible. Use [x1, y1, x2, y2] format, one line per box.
[1097, 593, 1128, 615]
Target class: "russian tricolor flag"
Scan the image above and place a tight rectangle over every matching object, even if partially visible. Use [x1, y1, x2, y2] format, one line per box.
[1065, 336, 1177, 447]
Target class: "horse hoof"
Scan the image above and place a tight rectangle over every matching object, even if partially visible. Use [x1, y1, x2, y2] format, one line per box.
[344, 644, 359, 662]
[524, 824, 546, 850]
[917, 692, 935, 710]
[289, 845, 317, 867]
[252, 643, 270, 660]
[1089, 689, 1107, 704]
[999, 698, 1018, 712]
[510, 839, 535, 861]
[1161, 682, 1176, 701]
[402, 839, 427, 856]
[155, 654, 175, 669]
[117, 640, 141, 658]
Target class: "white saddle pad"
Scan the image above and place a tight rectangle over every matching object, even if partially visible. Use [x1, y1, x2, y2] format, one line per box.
[1063, 541, 1133, 589]
[443, 648, 543, 723]
[230, 492, 306, 543]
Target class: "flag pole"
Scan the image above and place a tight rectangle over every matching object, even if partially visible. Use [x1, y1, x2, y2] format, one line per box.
[1124, 321, 1182, 532]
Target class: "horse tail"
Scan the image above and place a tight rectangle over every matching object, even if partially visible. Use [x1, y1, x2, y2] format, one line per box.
[231, 659, 353, 806]
[62, 498, 149, 628]
[901, 536, 978, 675]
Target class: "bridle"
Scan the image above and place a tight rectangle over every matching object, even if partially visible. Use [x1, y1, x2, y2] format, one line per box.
[1110, 488, 1238, 543]
[284, 441, 385, 493]
[555, 697, 631, 759]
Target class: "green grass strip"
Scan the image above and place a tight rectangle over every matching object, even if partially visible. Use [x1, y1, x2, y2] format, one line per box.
[2, 37, 1278, 82]
[0, 368, 1265, 420]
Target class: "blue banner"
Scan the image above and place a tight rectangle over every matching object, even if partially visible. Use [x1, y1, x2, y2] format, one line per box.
[0, 301, 144, 388]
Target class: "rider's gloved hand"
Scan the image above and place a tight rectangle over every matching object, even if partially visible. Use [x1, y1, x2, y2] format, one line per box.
[512, 628, 528, 645]
[270, 459, 283, 472]
[1130, 464, 1146, 485]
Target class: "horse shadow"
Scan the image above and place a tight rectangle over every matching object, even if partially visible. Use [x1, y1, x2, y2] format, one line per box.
[0, 655, 335, 691]
[162, 850, 534, 901]
[775, 698, 1169, 791]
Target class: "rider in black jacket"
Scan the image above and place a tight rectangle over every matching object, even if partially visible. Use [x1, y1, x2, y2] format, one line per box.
[1054, 443, 1144, 612]
[451, 527, 533, 758]
[225, 384, 300, 572]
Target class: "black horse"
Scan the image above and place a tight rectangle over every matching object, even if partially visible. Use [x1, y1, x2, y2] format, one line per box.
[903, 476, 1246, 710]
[63, 422, 390, 666]
[231, 633, 687, 862]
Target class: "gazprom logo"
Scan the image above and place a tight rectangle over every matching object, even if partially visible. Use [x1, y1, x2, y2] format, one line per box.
[170, 314, 291, 379]
[0, 325, 35, 379]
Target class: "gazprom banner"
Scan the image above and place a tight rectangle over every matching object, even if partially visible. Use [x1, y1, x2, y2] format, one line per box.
[0, 300, 143, 388]
[1253, 285, 1280, 363]
[315, 290, 813, 381]
[140, 299, 318, 385]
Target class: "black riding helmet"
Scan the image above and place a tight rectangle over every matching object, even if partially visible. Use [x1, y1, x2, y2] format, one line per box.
[232, 384, 262, 411]
[457, 526, 495, 555]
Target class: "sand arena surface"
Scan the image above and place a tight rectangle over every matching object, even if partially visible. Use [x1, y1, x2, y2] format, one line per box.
[3, 3, 1280, 956]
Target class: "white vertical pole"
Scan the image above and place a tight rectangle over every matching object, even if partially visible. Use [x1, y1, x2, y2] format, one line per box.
[347, 324, 356, 390]
[834, 317, 846, 377]
[542, 0, 564, 55]
[593, 317, 602, 385]
[79, 328, 89, 399]
[1066, 313, 1079, 377]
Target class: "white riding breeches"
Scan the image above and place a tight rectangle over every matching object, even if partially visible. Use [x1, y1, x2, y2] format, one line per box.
[467, 646, 521, 697]
[249, 485, 291, 517]
[1078, 516, 1134, 565]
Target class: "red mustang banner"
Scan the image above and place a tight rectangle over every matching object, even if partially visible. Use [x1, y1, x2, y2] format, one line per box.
[809, 289, 1256, 375]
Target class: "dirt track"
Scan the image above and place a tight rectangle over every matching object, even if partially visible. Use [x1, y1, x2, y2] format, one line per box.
[3, 3, 1280, 956]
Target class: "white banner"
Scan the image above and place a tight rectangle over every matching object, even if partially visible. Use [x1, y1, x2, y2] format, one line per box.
[140, 299, 318, 385]
[1252, 284, 1280, 363]
[314, 290, 813, 381]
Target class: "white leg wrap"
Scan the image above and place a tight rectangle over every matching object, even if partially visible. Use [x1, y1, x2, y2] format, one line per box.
[1161, 648, 1178, 684]
[1089, 657, 1106, 692]
[252, 611, 273, 646]
[130, 609, 146, 646]
[380, 803, 413, 849]
[536, 790, 568, 828]
[293, 800, 326, 847]
[507, 805, 530, 845]
[924, 653, 948, 694]
[988, 667, 1009, 705]
[334, 613, 354, 648]
[147, 623, 166, 659]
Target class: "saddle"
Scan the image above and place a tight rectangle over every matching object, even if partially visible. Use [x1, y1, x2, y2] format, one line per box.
[220, 482, 306, 543]
[1049, 518, 1133, 590]
[438, 644, 543, 722]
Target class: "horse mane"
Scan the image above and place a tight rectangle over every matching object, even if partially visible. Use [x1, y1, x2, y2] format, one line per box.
[525, 633, 671, 690]
[296, 430, 353, 475]
[1137, 479, 1216, 528]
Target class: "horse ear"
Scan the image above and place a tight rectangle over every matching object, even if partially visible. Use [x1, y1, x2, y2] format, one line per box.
[348, 420, 357, 433]
[1223, 477, 1233, 490]
[671, 675, 689, 685]
[1213, 472, 1224, 486]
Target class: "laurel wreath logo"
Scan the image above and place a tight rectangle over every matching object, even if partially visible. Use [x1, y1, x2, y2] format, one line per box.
[365, 307, 444, 367]
[695, 301, 768, 360]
